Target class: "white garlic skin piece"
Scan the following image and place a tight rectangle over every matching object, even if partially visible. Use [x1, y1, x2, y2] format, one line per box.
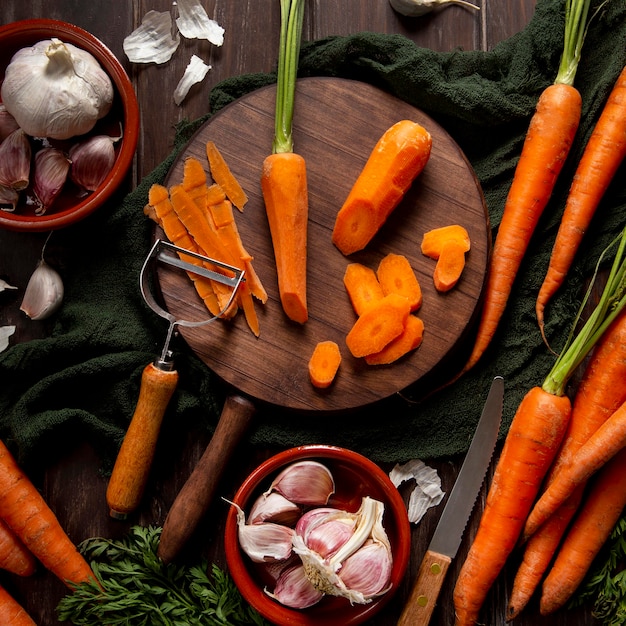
[1, 38, 114, 140]
[389, 0, 479, 17]
[20, 259, 64, 321]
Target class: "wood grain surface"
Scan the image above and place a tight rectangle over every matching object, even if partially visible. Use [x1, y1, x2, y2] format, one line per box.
[160, 77, 490, 412]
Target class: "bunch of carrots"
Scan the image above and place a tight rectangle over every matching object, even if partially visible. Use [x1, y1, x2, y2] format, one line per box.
[0, 439, 98, 625]
[454, 225, 626, 625]
[145, 142, 267, 337]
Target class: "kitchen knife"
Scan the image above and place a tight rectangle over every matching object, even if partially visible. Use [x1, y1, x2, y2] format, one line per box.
[397, 375, 504, 626]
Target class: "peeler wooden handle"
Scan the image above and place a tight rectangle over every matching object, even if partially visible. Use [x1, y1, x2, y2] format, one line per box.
[397, 549, 452, 626]
[106, 361, 179, 519]
[157, 393, 256, 564]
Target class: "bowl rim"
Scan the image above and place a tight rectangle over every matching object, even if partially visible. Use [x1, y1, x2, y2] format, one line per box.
[224, 444, 411, 626]
[0, 18, 139, 232]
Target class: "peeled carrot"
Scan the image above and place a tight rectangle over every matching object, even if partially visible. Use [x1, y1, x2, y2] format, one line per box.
[332, 119, 432, 256]
[365, 314, 424, 365]
[0, 517, 35, 577]
[0, 440, 96, 588]
[536, 64, 626, 342]
[261, 0, 308, 324]
[457, 0, 591, 377]
[377, 253, 422, 311]
[343, 262, 384, 316]
[539, 447, 626, 615]
[453, 387, 572, 626]
[346, 293, 410, 358]
[0, 584, 36, 626]
[455, 224, 626, 626]
[308, 340, 342, 388]
[508, 309, 626, 619]
[206, 140, 249, 211]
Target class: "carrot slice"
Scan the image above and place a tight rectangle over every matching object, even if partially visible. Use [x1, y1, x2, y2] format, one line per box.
[309, 340, 342, 388]
[377, 253, 422, 311]
[343, 263, 384, 316]
[365, 314, 424, 365]
[433, 239, 467, 292]
[206, 140, 249, 211]
[332, 120, 432, 255]
[182, 156, 209, 213]
[421, 224, 470, 259]
[346, 293, 411, 358]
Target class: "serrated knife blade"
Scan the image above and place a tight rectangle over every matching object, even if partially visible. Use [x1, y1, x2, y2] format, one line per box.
[397, 375, 504, 626]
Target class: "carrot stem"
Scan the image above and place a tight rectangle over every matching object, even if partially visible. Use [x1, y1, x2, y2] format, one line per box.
[555, 0, 591, 86]
[542, 226, 626, 396]
[273, 0, 305, 155]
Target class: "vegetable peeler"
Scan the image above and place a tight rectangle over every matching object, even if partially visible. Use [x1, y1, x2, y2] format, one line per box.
[106, 239, 245, 519]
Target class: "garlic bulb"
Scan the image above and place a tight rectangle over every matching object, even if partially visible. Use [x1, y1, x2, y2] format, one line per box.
[1, 38, 114, 140]
[20, 258, 64, 321]
[0, 128, 31, 191]
[389, 0, 479, 17]
[33, 148, 71, 214]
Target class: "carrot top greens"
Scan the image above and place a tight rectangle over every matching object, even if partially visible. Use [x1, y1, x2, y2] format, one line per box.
[272, 0, 305, 155]
[542, 225, 626, 397]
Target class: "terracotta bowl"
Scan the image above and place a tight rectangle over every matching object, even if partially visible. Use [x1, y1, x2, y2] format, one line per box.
[224, 445, 411, 626]
[0, 18, 139, 231]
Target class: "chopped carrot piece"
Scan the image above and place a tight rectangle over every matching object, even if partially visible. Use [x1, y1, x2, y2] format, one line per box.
[206, 140, 249, 211]
[346, 293, 411, 358]
[365, 314, 424, 365]
[420, 224, 470, 259]
[433, 239, 467, 292]
[343, 262, 384, 316]
[377, 253, 422, 311]
[182, 157, 209, 213]
[308, 340, 342, 388]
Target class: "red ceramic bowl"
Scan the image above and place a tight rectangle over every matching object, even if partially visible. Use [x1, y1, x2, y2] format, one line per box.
[0, 19, 139, 231]
[224, 445, 411, 626]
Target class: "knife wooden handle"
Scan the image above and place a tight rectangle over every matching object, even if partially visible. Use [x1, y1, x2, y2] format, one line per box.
[397, 549, 452, 626]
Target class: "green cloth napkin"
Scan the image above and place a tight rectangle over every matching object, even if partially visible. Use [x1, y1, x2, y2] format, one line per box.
[1, 0, 625, 470]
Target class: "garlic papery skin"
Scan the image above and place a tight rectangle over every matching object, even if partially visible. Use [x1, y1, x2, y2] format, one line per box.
[0, 128, 31, 191]
[1, 38, 114, 140]
[69, 134, 117, 192]
[248, 492, 301, 526]
[265, 460, 335, 506]
[33, 148, 71, 215]
[265, 564, 324, 609]
[292, 496, 391, 604]
[389, 0, 479, 16]
[232, 502, 295, 564]
[20, 259, 64, 321]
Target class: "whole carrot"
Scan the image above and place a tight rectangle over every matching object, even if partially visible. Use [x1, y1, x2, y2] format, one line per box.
[454, 226, 626, 626]
[0, 439, 96, 588]
[507, 309, 626, 619]
[0, 584, 36, 626]
[261, 0, 309, 324]
[539, 447, 626, 615]
[457, 0, 590, 376]
[536, 64, 626, 342]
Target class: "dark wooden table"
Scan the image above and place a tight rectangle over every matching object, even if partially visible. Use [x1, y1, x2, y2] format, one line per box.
[0, 2, 602, 625]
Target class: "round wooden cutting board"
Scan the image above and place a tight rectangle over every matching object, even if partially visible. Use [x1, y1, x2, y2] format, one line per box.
[159, 77, 489, 414]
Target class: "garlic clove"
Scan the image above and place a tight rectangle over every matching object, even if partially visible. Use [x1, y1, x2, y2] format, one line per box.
[20, 259, 64, 320]
[265, 564, 324, 609]
[265, 461, 335, 506]
[0, 184, 19, 212]
[33, 147, 71, 215]
[304, 518, 356, 559]
[0, 128, 31, 191]
[0, 104, 20, 142]
[338, 540, 393, 598]
[248, 491, 301, 526]
[69, 134, 117, 192]
[231, 501, 295, 563]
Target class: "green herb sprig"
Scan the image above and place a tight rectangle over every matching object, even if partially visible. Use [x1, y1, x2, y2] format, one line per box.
[56, 525, 270, 626]
[571, 515, 626, 625]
